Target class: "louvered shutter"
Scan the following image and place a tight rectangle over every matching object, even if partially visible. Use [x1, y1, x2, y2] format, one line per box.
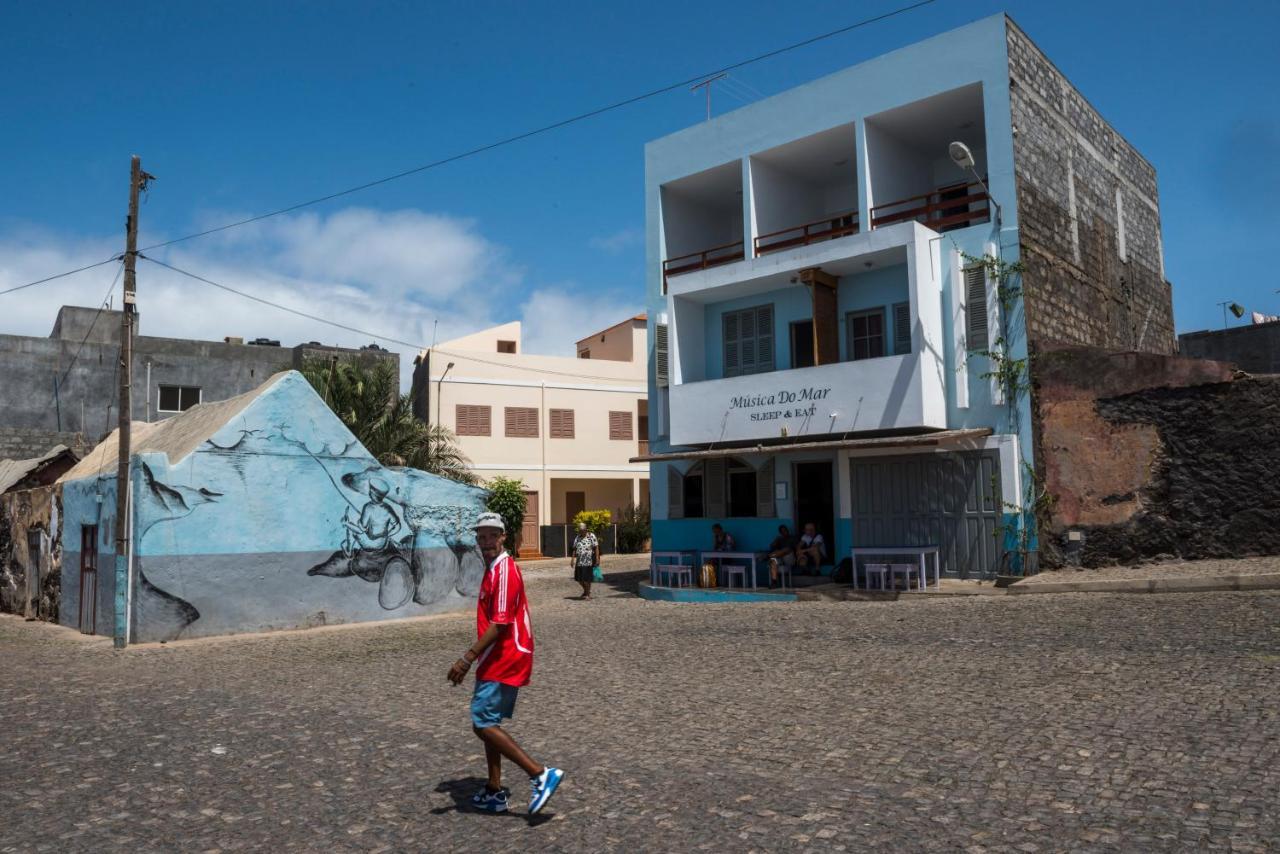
[505, 407, 538, 437]
[655, 324, 669, 387]
[965, 266, 989, 352]
[893, 301, 912, 355]
[704, 457, 726, 519]
[739, 309, 757, 375]
[457, 404, 491, 436]
[755, 457, 775, 518]
[723, 312, 740, 377]
[666, 467, 683, 519]
[756, 305, 774, 372]
[549, 408, 574, 438]
[608, 411, 633, 440]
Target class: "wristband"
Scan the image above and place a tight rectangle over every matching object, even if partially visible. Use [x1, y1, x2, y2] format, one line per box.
[463, 650, 477, 664]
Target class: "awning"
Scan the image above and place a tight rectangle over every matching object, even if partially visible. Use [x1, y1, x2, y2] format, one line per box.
[629, 428, 993, 463]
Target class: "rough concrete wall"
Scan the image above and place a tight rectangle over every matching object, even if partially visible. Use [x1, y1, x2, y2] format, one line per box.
[1033, 346, 1278, 566]
[1179, 322, 1280, 375]
[0, 428, 90, 462]
[0, 486, 62, 622]
[1006, 19, 1174, 355]
[60, 372, 487, 643]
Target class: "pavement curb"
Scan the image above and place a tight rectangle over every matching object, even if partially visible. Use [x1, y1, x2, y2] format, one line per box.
[1008, 572, 1280, 595]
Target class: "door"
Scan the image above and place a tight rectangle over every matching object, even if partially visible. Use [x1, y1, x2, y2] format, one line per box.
[26, 530, 41, 619]
[519, 492, 541, 558]
[79, 525, 98, 634]
[793, 461, 835, 566]
[850, 451, 1002, 578]
[565, 491, 586, 523]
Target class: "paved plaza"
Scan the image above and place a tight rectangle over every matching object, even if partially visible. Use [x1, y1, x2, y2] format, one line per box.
[2, 558, 1278, 852]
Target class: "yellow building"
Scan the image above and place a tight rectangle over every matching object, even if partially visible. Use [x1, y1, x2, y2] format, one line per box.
[412, 316, 648, 556]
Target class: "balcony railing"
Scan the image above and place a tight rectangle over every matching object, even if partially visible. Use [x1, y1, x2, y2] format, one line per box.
[870, 179, 991, 233]
[662, 240, 745, 289]
[753, 210, 859, 256]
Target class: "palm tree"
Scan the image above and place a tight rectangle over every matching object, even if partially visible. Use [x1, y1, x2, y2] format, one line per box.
[298, 357, 478, 485]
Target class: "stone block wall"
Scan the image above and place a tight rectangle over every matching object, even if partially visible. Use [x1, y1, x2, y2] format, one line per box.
[0, 428, 90, 462]
[1006, 19, 1174, 354]
[1032, 345, 1280, 566]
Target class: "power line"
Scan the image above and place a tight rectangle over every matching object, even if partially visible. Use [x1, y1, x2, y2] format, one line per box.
[5, 0, 939, 296]
[138, 0, 940, 252]
[139, 255, 651, 384]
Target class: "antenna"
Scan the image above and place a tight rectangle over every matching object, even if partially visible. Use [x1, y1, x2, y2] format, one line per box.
[431, 318, 438, 348]
[691, 73, 727, 121]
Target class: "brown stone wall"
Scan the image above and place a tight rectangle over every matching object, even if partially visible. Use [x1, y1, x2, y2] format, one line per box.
[1032, 345, 1280, 566]
[0, 485, 62, 622]
[1006, 19, 1174, 355]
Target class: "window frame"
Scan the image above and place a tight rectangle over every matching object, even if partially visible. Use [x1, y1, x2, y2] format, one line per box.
[845, 308, 887, 362]
[455, 404, 492, 436]
[504, 406, 539, 438]
[549, 408, 575, 439]
[156, 384, 202, 413]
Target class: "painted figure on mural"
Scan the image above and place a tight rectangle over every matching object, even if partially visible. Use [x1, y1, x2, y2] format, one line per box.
[341, 476, 403, 580]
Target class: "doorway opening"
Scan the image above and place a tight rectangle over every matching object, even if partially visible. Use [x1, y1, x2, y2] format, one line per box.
[793, 461, 835, 568]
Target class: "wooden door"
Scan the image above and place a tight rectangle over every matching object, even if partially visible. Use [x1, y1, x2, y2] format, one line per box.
[519, 492, 542, 558]
[79, 525, 98, 634]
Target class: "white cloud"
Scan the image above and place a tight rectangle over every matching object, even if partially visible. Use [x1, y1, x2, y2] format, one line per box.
[0, 207, 615, 391]
[517, 287, 643, 357]
[588, 227, 642, 254]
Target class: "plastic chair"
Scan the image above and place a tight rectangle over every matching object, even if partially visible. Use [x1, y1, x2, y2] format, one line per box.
[889, 563, 919, 591]
[863, 562, 889, 590]
[772, 559, 793, 590]
[652, 556, 694, 588]
[720, 562, 749, 590]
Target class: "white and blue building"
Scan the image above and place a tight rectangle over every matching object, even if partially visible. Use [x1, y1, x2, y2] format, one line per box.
[640, 14, 1170, 580]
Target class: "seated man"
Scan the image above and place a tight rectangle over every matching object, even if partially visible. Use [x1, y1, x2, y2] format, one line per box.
[796, 522, 826, 571]
[766, 524, 797, 588]
[710, 523, 736, 552]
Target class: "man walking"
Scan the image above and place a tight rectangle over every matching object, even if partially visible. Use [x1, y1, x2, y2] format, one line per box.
[447, 512, 564, 815]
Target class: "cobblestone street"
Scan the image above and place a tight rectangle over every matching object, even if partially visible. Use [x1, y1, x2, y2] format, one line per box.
[2, 560, 1278, 852]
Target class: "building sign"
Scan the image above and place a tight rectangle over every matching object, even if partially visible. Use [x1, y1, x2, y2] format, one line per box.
[729, 385, 831, 423]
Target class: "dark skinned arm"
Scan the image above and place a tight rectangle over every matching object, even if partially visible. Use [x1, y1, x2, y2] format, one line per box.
[447, 622, 507, 685]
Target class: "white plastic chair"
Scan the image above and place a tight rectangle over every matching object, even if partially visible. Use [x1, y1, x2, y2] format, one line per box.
[889, 563, 919, 591]
[772, 558, 793, 590]
[720, 562, 749, 590]
[863, 562, 889, 590]
[652, 556, 694, 588]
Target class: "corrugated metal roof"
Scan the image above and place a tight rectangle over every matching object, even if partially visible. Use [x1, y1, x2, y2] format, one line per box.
[0, 445, 78, 493]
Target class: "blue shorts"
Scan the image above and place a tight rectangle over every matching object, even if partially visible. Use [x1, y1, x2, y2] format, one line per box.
[471, 679, 519, 729]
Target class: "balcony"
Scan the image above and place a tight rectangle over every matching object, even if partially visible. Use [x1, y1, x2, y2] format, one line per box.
[754, 210, 859, 256]
[662, 240, 745, 282]
[871, 179, 991, 233]
[660, 160, 744, 295]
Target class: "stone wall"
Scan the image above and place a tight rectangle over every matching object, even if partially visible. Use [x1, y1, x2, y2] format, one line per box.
[0, 427, 90, 462]
[1006, 19, 1174, 354]
[1032, 345, 1279, 566]
[0, 485, 62, 622]
[1179, 321, 1280, 375]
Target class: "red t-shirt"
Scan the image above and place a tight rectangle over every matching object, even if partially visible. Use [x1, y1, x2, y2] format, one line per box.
[475, 551, 534, 687]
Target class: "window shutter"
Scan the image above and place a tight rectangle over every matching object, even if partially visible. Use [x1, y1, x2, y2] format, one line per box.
[723, 313, 740, 378]
[756, 305, 774, 372]
[739, 309, 757, 375]
[456, 404, 491, 436]
[965, 265, 989, 352]
[655, 323, 669, 387]
[893, 301, 912, 355]
[666, 467, 683, 519]
[755, 457, 775, 518]
[549, 408, 574, 438]
[505, 407, 538, 437]
[608, 411, 633, 440]
[704, 457, 726, 519]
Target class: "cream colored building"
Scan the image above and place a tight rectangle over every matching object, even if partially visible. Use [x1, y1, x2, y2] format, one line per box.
[412, 316, 648, 555]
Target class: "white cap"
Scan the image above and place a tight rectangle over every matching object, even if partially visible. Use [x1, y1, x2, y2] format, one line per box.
[473, 511, 506, 532]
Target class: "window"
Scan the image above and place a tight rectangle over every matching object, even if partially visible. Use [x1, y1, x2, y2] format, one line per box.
[892, 302, 912, 355]
[456, 404, 491, 436]
[964, 265, 989, 352]
[505, 407, 539, 438]
[157, 385, 201, 412]
[723, 305, 774, 377]
[727, 461, 758, 518]
[682, 470, 704, 518]
[790, 319, 815, 369]
[846, 309, 886, 361]
[549, 408, 575, 438]
[608, 411, 633, 440]
[578, 349, 590, 359]
[497, 340, 517, 354]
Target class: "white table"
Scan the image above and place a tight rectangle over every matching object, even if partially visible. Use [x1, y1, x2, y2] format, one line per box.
[702, 551, 766, 589]
[850, 546, 942, 591]
[650, 550, 698, 587]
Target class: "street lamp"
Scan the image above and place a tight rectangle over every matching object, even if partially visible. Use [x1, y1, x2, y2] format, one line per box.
[948, 141, 1002, 228]
[436, 361, 454, 427]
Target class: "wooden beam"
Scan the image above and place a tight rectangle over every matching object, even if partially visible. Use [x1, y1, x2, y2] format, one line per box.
[798, 267, 838, 289]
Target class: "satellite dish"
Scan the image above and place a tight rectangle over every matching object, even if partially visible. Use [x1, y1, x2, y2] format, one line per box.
[949, 141, 976, 170]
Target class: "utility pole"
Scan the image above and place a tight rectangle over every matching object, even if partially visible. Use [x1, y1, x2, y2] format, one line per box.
[114, 155, 153, 649]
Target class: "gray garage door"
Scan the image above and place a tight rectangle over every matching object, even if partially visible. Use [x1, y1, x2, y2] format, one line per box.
[850, 451, 1003, 579]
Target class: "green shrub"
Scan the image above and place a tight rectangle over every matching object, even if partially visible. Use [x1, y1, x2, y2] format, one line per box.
[485, 477, 527, 553]
[572, 509, 612, 537]
[615, 501, 651, 554]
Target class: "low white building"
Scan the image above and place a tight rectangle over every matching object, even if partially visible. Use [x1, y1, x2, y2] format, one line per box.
[413, 317, 649, 556]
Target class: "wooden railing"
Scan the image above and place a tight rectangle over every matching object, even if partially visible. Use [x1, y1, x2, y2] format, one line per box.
[662, 240, 745, 288]
[754, 211, 859, 256]
[870, 179, 991, 233]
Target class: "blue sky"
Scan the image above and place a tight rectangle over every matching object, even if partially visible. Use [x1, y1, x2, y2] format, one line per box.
[2, 0, 1277, 367]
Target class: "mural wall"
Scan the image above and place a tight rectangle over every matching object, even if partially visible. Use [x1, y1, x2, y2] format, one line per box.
[61, 373, 488, 642]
